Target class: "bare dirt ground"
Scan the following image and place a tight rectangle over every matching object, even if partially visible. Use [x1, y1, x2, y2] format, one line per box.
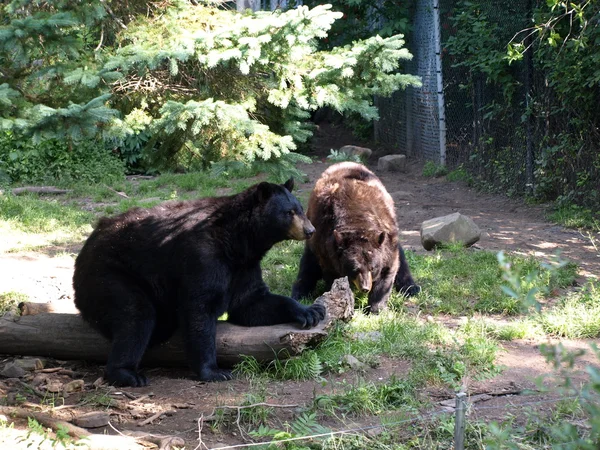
[1, 122, 599, 448]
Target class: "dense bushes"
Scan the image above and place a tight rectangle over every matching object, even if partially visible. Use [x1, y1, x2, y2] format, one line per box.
[445, 0, 600, 210]
[0, 132, 125, 185]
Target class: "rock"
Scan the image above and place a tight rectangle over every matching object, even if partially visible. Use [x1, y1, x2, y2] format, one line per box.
[353, 331, 382, 342]
[13, 358, 44, 371]
[378, 154, 407, 172]
[63, 379, 85, 394]
[420, 212, 481, 251]
[73, 412, 111, 429]
[390, 191, 414, 203]
[339, 145, 373, 160]
[45, 381, 63, 393]
[341, 354, 368, 372]
[1, 363, 26, 379]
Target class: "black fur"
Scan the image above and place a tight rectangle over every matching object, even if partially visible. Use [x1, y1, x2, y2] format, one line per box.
[73, 179, 325, 387]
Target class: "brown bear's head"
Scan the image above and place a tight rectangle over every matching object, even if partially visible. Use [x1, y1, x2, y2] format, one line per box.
[332, 229, 389, 293]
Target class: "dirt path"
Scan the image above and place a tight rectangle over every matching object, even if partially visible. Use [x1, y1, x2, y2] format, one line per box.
[0, 123, 599, 448]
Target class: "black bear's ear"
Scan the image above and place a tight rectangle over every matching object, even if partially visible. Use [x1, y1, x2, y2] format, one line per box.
[283, 178, 294, 192]
[256, 182, 274, 202]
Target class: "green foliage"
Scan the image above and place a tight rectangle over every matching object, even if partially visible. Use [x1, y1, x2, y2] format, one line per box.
[422, 161, 448, 178]
[302, 0, 416, 49]
[0, 132, 125, 185]
[537, 283, 600, 338]
[548, 205, 600, 232]
[0, 290, 27, 315]
[414, 247, 576, 315]
[326, 149, 362, 163]
[1, 1, 420, 173]
[445, 0, 600, 209]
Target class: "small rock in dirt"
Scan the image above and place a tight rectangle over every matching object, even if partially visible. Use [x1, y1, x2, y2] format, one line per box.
[390, 191, 413, 203]
[1, 363, 26, 379]
[93, 377, 106, 388]
[341, 354, 368, 372]
[420, 212, 481, 251]
[353, 331, 382, 342]
[63, 379, 85, 394]
[73, 412, 110, 429]
[172, 403, 193, 409]
[339, 145, 373, 160]
[14, 358, 45, 371]
[31, 374, 47, 387]
[378, 154, 407, 172]
[45, 381, 63, 393]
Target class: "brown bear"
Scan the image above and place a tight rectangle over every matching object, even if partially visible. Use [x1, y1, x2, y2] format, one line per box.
[292, 162, 420, 313]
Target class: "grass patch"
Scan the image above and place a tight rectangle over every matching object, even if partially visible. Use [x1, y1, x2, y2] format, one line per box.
[412, 246, 577, 315]
[536, 282, 600, 338]
[0, 291, 27, 315]
[548, 204, 600, 232]
[0, 194, 93, 234]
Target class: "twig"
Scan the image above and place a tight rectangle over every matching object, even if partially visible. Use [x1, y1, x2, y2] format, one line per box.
[137, 409, 175, 426]
[193, 414, 209, 450]
[104, 184, 129, 198]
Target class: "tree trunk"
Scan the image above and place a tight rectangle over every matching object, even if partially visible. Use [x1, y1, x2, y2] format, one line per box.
[0, 278, 354, 367]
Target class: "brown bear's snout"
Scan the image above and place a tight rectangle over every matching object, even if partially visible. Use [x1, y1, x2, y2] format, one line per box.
[353, 271, 373, 293]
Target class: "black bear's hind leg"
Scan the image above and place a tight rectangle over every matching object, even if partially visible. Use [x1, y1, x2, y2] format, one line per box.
[291, 245, 322, 300]
[105, 316, 155, 387]
[394, 245, 421, 297]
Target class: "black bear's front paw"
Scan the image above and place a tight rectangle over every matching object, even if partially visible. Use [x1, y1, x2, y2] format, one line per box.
[198, 367, 233, 382]
[401, 284, 421, 297]
[296, 303, 326, 329]
[105, 367, 148, 387]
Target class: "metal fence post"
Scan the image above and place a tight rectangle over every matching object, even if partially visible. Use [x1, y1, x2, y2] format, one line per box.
[454, 391, 467, 450]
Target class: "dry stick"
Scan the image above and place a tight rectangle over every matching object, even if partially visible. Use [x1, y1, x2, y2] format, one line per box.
[0, 406, 91, 439]
[194, 414, 209, 450]
[137, 409, 175, 427]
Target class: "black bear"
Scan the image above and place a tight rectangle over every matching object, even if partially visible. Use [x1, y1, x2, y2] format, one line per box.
[292, 162, 420, 313]
[73, 179, 325, 387]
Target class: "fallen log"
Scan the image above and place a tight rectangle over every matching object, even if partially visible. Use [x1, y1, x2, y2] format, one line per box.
[1, 278, 354, 367]
[10, 186, 72, 195]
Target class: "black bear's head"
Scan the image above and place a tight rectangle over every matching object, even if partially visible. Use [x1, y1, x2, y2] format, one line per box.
[332, 229, 389, 293]
[257, 178, 315, 242]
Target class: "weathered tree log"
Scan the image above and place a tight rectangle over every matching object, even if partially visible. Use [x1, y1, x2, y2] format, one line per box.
[10, 186, 72, 195]
[1, 278, 354, 367]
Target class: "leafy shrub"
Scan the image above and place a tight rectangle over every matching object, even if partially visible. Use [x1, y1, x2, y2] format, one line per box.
[0, 132, 125, 185]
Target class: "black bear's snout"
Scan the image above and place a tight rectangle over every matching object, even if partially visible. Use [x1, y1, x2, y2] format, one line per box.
[304, 222, 315, 239]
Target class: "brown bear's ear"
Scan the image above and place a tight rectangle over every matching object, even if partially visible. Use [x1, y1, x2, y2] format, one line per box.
[283, 178, 294, 192]
[377, 232, 386, 247]
[333, 229, 343, 246]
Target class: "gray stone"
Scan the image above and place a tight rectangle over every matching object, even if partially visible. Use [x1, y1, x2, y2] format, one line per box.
[73, 412, 111, 429]
[1, 363, 26, 379]
[420, 212, 481, 250]
[341, 354, 368, 372]
[13, 358, 44, 371]
[378, 154, 407, 172]
[63, 379, 85, 394]
[339, 145, 373, 160]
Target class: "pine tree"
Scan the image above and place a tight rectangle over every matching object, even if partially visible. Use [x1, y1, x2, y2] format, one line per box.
[1, 0, 420, 171]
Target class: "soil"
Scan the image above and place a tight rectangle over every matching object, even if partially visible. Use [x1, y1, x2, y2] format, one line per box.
[0, 122, 599, 449]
